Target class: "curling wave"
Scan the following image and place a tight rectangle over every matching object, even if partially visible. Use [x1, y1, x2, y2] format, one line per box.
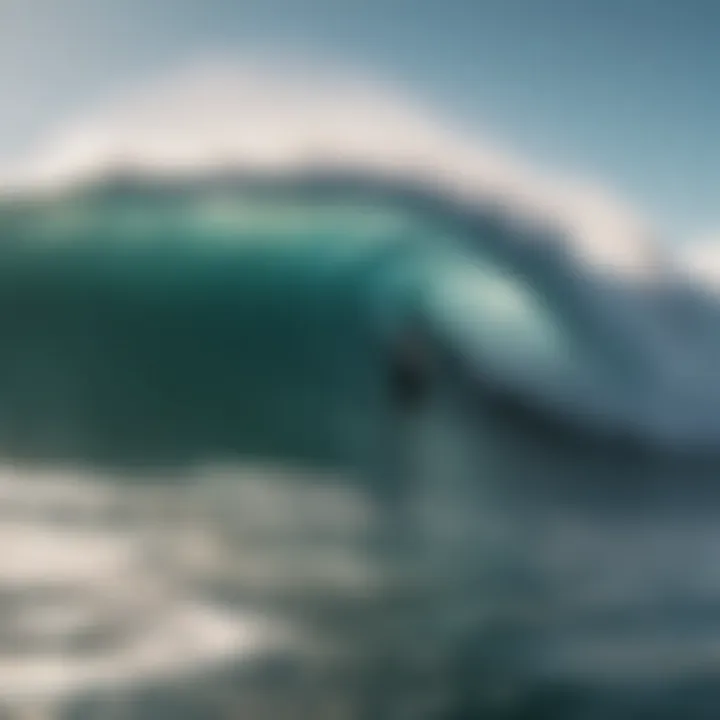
[1, 57, 720, 457]
[1, 168, 720, 459]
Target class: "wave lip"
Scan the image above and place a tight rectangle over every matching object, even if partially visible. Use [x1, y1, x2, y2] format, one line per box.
[4, 56, 656, 276]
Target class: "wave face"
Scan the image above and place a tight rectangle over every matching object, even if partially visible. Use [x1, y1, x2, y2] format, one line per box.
[2, 172, 719, 460]
[0, 176, 429, 472]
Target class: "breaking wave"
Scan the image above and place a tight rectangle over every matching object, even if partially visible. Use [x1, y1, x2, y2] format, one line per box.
[1, 56, 718, 454]
[4, 57, 720, 718]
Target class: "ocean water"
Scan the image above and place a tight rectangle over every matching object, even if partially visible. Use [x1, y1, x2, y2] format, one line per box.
[2, 175, 720, 719]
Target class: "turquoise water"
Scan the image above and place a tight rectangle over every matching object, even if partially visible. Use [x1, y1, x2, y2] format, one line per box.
[2, 178, 720, 718]
[0, 187, 424, 469]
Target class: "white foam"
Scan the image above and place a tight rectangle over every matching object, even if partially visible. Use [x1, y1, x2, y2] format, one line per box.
[7, 55, 655, 275]
[0, 463, 302, 712]
[677, 238, 720, 291]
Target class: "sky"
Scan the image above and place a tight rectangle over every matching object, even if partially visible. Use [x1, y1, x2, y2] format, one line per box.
[1, 0, 719, 242]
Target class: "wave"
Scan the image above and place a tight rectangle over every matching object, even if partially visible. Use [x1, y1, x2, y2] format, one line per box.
[0, 57, 719, 457]
[2, 167, 720, 460]
[3, 61, 720, 716]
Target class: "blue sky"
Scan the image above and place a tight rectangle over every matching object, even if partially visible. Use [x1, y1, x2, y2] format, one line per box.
[1, 0, 718, 240]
